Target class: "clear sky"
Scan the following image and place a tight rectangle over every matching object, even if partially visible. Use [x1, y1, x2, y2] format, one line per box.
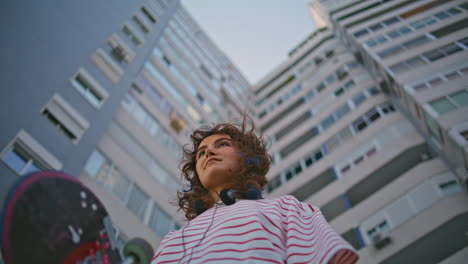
[181, 0, 317, 85]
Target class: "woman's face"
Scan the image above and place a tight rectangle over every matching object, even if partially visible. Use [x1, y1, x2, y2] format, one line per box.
[195, 134, 242, 192]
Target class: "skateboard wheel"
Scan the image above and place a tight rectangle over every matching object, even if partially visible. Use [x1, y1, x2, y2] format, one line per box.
[123, 238, 154, 264]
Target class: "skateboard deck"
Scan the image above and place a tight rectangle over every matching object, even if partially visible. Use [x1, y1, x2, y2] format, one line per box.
[0, 170, 122, 264]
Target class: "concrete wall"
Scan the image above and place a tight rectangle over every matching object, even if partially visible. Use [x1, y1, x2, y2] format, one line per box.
[0, 0, 179, 199]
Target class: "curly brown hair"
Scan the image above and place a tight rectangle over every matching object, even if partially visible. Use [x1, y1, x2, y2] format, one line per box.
[177, 116, 271, 220]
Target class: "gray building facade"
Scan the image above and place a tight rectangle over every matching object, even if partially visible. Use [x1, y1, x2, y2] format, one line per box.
[0, 0, 179, 197]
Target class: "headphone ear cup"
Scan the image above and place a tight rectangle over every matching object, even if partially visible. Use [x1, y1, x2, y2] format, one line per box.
[220, 189, 237, 205]
[246, 185, 262, 200]
[193, 198, 206, 215]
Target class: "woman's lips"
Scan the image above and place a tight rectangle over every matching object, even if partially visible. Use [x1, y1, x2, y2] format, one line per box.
[205, 158, 220, 168]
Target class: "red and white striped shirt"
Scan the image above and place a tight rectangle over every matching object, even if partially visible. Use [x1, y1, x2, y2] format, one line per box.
[152, 195, 358, 264]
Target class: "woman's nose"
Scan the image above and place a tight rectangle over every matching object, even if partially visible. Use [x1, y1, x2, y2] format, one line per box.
[204, 146, 216, 157]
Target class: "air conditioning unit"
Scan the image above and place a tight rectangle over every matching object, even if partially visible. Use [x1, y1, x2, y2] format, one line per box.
[111, 46, 127, 62]
[372, 232, 392, 250]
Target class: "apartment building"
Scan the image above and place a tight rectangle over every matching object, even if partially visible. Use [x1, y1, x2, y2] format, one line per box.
[1, 0, 250, 257]
[78, 4, 251, 250]
[0, 0, 178, 200]
[252, 0, 467, 263]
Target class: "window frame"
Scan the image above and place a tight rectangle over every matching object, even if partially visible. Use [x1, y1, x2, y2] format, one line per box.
[122, 23, 144, 46]
[71, 68, 109, 109]
[41, 94, 90, 144]
[0, 130, 63, 175]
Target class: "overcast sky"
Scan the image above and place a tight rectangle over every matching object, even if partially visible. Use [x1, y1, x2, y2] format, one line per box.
[181, 0, 317, 85]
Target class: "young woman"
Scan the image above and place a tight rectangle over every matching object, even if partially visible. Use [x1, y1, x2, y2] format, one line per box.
[152, 117, 358, 264]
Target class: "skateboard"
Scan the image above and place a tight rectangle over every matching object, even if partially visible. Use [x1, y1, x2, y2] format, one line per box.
[0, 170, 153, 264]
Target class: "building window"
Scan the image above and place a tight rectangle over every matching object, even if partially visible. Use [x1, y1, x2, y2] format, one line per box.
[71, 68, 109, 108]
[41, 94, 89, 143]
[353, 29, 369, 38]
[352, 91, 367, 106]
[321, 115, 336, 130]
[121, 93, 181, 154]
[266, 175, 282, 193]
[438, 179, 462, 196]
[389, 38, 468, 74]
[335, 87, 345, 96]
[92, 49, 124, 83]
[141, 7, 157, 24]
[335, 104, 351, 119]
[325, 74, 337, 85]
[150, 207, 173, 237]
[1, 130, 62, 175]
[122, 24, 143, 46]
[366, 220, 390, 240]
[461, 130, 468, 141]
[2, 143, 44, 175]
[127, 184, 149, 221]
[108, 34, 135, 64]
[429, 90, 468, 115]
[132, 14, 150, 34]
[378, 35, 432, 59]
[316, 82, 326, 92]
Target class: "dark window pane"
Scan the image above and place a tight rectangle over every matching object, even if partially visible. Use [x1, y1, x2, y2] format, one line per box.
[421, 16, 436, 25]
[335, 104, 351, 119]
[353, 29, 369, 38]
[295, 164, 303, 174]
[383, 17, 400, 26]
[410, 20, 426, 29]
[316, 82, 326, 92]
[75, 75, 90, 89]
[403, 35, 430, 49]
[379, 46, 403, 58]
[321, 115, 336, 130]
[434, 11, 450, 20]
[335, 88, 345, 96]
[387, 30, 400, 39]
[423, 50, 444, 61]
[398, 26, 412, 34]
[354, 156, 364, 165]
[376, 35, 387, 43]
[390, 63, 409, 73]
[428, 77, 443, 87]
[406, 56, 426, 67]
[366, 108, 381, 122]
[459, 37, 468, 48]
[141, 7, 157, 23]
[368, 86, 380, 95]
[440, 43, 462, 55]
[352, 92, 367, 106]
[413, 83, 428, 91]
[369, 23, 383, 31]
[447, 7, 462, 15]
[353, 118, 367, 132]
[315, 151, 323, 161]
[366, 39, 378, 47]
[341, 164, 351, 173]
[445, 71, 461, 80]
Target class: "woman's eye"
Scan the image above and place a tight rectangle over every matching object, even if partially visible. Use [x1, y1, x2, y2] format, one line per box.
[220, 141, 230, 147]
[198, 150, 205, 158]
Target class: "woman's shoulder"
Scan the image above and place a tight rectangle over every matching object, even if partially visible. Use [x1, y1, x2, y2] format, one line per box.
[262, 195, 318, 215]
[262, 194, 302, 205]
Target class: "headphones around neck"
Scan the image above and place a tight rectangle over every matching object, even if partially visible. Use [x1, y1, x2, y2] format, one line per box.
[179, 185, 262, 264]
[193, 185, 262, 214]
